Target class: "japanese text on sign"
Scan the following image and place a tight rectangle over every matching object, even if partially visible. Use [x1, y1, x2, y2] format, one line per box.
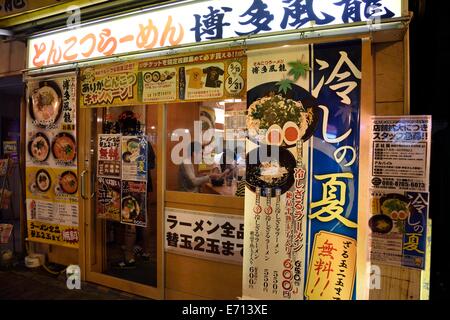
[165, 208, 244, 264]
[28, 0, 402, 68]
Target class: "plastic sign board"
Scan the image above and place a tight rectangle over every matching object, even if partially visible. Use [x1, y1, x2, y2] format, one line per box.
[28, 0, 402, 68]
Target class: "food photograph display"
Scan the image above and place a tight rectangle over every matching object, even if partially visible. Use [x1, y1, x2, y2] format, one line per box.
[243, 41, 363, 300]
[25, 76, 79, 248]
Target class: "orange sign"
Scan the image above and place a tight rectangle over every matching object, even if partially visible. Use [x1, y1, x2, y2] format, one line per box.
[305, 231, 357, 300]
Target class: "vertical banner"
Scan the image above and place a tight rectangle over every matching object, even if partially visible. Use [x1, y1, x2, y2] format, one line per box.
[25, 75, 79, 248]
[369, 116, 431, 270]
[243, 40, 362, 300]
[244, 45, 315, 300]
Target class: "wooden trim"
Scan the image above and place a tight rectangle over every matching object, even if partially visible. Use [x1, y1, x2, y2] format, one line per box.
[87, 271, 161, 298]
[165, 288, 209, 300]
[77, 75, 86, 281]
[80, 105, 165, 299]
[402, 0, 409, 16]
[165, 252, 242, 300]
[403, 28, 411, 115]
[19, 95, 27, 254]
[155, 104, 166, 299]
[165, 202, 244, 216]
[166, 191, 244, 214]
[356, 38, 375, 301]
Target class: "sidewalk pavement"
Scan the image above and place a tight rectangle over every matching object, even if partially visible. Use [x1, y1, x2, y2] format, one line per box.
[0, 263, 147, 300]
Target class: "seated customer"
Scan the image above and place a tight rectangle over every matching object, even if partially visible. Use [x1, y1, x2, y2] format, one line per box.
[179, 142, 223, 193]
[212, 148, 237, 180]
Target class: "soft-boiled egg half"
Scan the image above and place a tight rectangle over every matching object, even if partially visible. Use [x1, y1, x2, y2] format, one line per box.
[283, 121, 301, 145]
[266, 124, 283, 146]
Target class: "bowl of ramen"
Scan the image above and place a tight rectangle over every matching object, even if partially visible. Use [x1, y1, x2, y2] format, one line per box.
[35, 169, 51, 192]
[246, 82, 319, 147]
[380, 194, 411, 221]
[369, 214, 394, 234]
[28, 132, 50, 162]
[122, 196, 140, 220]
[52, 132, 76, 162]
[29, 82, 62, 127]
[122, 152, 132, 163]
[246, 146, 296, 196]
[59, 171, 78, 194]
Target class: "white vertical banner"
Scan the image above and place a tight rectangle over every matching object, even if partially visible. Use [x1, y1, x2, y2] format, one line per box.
[243, 45, 312, 299]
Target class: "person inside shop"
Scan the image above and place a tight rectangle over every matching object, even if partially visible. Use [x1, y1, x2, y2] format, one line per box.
[178, 141, 224, 193]
[211, 148, 237, 185]
[113, 111, 155, 269]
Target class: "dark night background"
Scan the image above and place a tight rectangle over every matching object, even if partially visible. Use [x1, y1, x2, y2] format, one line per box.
[409, 0, 450, 300]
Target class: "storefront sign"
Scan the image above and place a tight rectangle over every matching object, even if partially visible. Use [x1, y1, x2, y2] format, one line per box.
[243, 40, 362, 300]
[369, 116, 431, 270]
[165, 208, 244, 264]
[139, 49, 246, 104]
[28, 0, 402, 68]
[25, 75, 79, 248]
[80, 62, 140, 108]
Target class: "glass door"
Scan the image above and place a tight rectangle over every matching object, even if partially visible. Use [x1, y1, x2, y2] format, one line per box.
[79, 104, 164, 299]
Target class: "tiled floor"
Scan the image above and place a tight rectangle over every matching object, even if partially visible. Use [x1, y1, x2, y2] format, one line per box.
[0, 263, 148, 300]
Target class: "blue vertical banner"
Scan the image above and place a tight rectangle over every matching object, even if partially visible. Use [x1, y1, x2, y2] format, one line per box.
[243, 40, 362, 300]
[304, 40, 362, 300]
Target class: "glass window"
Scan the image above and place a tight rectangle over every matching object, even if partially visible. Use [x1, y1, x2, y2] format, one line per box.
[89, 105, 158, 287]
[166, 100, 247, 197]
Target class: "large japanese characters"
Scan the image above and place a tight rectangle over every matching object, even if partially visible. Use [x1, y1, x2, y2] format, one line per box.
[243, 41, 362, 300]
[25, 75, 80, 248]
[28, 0, 401, 68]
[165, 208, 244, 264]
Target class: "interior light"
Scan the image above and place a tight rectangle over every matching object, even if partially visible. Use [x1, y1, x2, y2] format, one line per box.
[214, 108, 225, 125]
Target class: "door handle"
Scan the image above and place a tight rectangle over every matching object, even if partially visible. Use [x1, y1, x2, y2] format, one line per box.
[81, 170, 95, 200]
[81, 170, 88, 200]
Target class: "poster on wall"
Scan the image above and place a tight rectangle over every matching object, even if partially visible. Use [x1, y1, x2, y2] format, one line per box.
[243, 40, 362, 300]
[141, 67, 177, 103]
[80, 62, 140, 108]
[121, 136, 148, 181]
[25, 75, 79, 248]
[97, 134, 121, 178]
[368, 116, 431, 270]
[121, 180, 147, 227]
[139, 49, 246, 104]
[96, 177, 121, 221]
